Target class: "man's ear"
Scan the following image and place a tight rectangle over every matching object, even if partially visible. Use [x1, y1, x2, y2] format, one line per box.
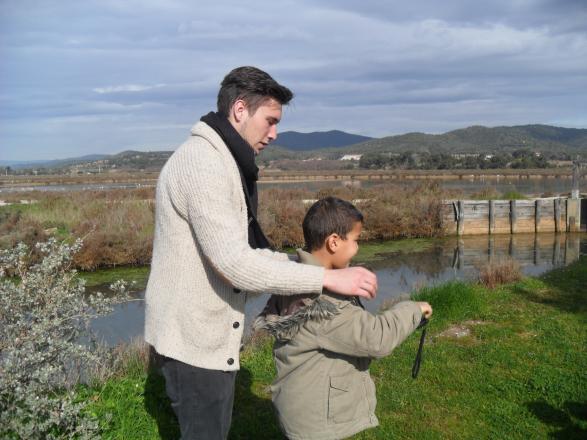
[325, 233, 340, 254]
[231, 99, 248, 123]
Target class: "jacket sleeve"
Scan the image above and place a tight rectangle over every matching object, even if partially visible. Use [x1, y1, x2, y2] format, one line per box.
[169, 140, 324, 295]
[311, 301, 423, 359]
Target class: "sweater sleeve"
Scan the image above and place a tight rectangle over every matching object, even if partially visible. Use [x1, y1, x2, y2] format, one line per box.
[312, 301, 423, 359]
[254, 248, 291, 262]
[169, 141, 324, 295]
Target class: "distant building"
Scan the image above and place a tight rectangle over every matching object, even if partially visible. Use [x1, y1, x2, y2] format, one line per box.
[340, 154, 363, 161]
[451, 153, 480, 159]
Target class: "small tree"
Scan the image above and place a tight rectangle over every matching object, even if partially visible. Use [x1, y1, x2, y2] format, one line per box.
[0, 239, 128, 439]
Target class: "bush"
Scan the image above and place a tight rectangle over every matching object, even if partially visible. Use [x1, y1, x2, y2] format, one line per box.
[479, 258, 523, 288]
[0, 239, 129, 439]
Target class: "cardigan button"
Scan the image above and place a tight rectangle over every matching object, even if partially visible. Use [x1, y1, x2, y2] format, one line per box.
[233, 288, 241, 294]
[227, 358, 234, 365]
[233, 322, 240, 329]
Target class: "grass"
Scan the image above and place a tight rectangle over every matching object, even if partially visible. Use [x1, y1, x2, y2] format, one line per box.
[470, 187, 528, 200]
[80, 266, 150, 289]
[355, 237, 436, 263]
[0, 183, 452, 269]
[79, 256, 587, 439]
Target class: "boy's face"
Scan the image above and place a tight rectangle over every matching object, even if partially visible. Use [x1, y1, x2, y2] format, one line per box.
[331, 221, 362, 269]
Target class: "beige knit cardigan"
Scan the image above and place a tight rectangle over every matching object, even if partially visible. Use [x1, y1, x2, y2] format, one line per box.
[144, 121, 324, 371]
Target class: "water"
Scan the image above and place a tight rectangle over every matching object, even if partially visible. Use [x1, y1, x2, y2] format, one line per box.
[0, 182, 153, 193]
[0, 175, 581, 197]
[260, 176, 580, 197]
[91, 232, 587, 346]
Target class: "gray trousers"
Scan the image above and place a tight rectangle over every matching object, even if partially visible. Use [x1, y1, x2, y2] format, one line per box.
[160, 356, 237, 440]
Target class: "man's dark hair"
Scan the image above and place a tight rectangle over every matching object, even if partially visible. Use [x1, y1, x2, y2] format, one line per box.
[217, 66, 293, 116]
[302, 196, 363, 252]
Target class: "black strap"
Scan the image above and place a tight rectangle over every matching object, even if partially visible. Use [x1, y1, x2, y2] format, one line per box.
[412, 318, 428, 379]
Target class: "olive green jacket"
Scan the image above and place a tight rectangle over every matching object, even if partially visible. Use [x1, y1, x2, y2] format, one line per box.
[255, 250, 423, 440]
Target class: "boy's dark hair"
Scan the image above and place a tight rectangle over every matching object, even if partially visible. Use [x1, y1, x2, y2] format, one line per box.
[217, 66, 293, 116]
[303, 196, 363, 252]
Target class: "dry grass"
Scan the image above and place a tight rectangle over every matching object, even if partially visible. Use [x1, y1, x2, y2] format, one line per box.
[89, 338, 152, 384]
[260, 181, 450, 249]
[1, 183, 450, 269]
[478, 257, 523, 288]
[0, 189, 155, 270]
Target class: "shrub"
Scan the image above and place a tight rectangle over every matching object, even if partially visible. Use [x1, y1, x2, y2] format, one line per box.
[0, 239, 129, 439]
[478, 258, 523, 288]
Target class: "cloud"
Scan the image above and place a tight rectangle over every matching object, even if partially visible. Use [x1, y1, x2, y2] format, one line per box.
[0, 0, 586, 160]
[93, 84, 167, 94]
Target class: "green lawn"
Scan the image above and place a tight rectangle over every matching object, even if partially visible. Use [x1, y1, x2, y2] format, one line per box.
[82, 257, 587, 439]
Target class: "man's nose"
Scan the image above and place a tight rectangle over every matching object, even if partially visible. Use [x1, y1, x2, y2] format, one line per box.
[268, 125, 277, 142]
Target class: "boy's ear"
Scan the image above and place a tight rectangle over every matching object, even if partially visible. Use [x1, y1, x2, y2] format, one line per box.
[325, 233, 340, 254]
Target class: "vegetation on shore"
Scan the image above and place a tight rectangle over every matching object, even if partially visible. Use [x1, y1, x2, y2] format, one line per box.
[79, 256, 587, 439]
[0, 182, 454, 270]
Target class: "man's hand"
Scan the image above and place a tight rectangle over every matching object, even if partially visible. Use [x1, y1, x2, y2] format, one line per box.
[323, 266, 378, 299]
[417, 302, 433, 319]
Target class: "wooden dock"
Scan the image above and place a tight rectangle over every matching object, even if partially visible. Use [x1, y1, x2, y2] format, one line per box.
[442, 197, 586, 235]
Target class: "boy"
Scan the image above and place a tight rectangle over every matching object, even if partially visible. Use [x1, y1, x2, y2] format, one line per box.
[255, 197, 433, 440]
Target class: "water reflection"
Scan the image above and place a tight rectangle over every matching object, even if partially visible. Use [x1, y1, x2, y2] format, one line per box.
[92, 233, 586, 345]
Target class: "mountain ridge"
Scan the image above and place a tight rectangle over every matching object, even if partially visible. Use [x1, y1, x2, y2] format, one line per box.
[3, 125, 585, 170]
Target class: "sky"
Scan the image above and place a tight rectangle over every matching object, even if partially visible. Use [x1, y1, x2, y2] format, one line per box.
[1, 0, 587, 161]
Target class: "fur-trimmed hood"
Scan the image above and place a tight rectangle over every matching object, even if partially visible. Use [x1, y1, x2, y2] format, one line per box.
[253, 249, 346, 341]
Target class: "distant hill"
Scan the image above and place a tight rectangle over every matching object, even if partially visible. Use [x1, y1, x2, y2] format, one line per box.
[4, 124, 585, 173]
[333, 125, 587, 156]
[273, 130, 372, 151]
[0, 154, 109, 169]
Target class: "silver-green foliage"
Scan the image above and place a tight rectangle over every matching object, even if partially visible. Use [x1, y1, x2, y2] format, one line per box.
[0, 239, 127, 439]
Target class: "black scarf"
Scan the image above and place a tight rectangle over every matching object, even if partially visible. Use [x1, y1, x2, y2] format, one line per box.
[200, 111, 271, 249]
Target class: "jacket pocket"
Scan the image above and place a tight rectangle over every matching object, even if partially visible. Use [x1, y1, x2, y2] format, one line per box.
[328, 375, 358, 424]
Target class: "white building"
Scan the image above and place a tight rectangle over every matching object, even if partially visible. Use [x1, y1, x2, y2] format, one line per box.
[340, 154, 363, 161]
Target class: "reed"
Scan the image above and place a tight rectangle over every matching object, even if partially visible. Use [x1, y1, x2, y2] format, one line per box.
[478, 257, 523, 288]
[1, 183, 450, 269]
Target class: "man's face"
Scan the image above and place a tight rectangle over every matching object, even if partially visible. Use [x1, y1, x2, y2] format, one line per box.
[235, 98, 282, 155]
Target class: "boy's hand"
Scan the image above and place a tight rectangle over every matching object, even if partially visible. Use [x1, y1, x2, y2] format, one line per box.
[417, 302, 433, 319]
[323, 267, 378, 299]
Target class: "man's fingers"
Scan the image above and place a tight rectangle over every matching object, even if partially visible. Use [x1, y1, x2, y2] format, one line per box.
[323, 266, 378, 299]
[361, 268, 377, 298]
[358, 276, 377, 299]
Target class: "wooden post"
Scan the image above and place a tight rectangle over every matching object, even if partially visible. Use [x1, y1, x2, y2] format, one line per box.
[554, 198, 561, 233]
[457, 200, 464, 236]
[535, 199, 541, 233]
[457, 239, 464, 270]
[510, 199, 517, 234]
[533, 234, 539, 265]
[489, 199, 495, 235]
[571, 161, 580, 199]
[488, 235, 495, 264]
[509, 235, 516, 259]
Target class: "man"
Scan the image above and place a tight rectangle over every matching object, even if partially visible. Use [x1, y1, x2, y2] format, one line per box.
[144, 66, 378, 439]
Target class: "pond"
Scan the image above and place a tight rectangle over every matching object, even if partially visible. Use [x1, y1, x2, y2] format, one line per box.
[91, 232, 587, 346]
[0, 175, 582, 198]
